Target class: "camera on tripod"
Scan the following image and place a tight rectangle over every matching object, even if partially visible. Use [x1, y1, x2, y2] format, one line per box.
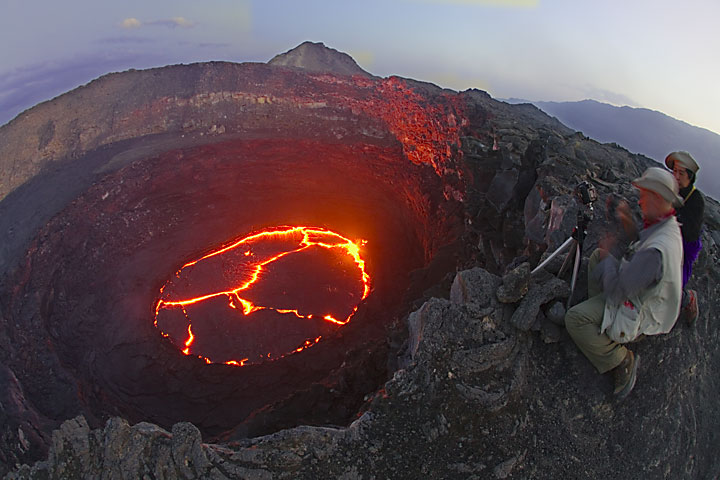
[531, 179, 598, 306]
[574, 181, 597, 206]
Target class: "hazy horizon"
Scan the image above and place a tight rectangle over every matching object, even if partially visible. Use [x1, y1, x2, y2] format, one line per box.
[2, 0, 719, 136]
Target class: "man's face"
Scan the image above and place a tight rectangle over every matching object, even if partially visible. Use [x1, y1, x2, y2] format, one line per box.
[672, 163, 691, 189]
[638, 187, 667, 222]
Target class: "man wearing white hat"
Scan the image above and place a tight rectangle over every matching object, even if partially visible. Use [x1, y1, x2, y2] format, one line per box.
[565, 167, 683, 400]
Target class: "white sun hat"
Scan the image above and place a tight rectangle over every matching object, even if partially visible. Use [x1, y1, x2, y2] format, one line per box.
[665, 151, 699, 174]
[632, 167, 683, 207]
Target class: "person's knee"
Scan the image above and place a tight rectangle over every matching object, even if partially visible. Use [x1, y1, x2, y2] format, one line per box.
[564, 306, 582, 336]
[565, 299, 601, 337]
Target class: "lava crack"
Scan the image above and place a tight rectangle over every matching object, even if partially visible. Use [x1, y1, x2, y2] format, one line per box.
[154, 226, 370, 366]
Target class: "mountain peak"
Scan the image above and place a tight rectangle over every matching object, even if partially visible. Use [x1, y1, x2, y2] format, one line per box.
[268, 41, 371, 77]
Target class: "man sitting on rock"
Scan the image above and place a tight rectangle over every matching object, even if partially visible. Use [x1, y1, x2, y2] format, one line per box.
[564, 167, 683, 399]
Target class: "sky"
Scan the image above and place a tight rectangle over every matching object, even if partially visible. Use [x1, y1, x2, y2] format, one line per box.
[1, 0, 719, 135]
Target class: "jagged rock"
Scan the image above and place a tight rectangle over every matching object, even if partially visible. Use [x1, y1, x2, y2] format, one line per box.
[510, 277, 570, 331]
[496, 262, 531, 303]
[539, 319, 562, 344]
[8, 276, 528, 478]
[449, 267, 502, 315]
[6, 416, 272, 480]
[545, 194, 579, 251]
[546, 300, 566, 326]
[171, 422, 219, 479]
[6, 255, 720, 478]
[530, 310, 545, 331]
[487, 168, 519, 213]
[493, 452, 525, 479]
[523, 184, 549, 245]
[0, 363, 51, 469]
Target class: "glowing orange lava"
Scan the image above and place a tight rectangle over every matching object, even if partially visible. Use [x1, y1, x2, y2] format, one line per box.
[154, 226, 370, 366]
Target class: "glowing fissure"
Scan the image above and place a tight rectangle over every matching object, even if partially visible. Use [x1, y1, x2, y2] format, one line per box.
[182, 323, 195, 355]
[154, 226, 370, 366]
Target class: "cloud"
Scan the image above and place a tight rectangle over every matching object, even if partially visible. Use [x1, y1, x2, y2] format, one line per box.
[98, 36, 154, 45]
[197, 42, 232, 49]
[120, 17, 141, 29]
[171, 17, 194, 28]
[118, 16, 195, 30]
[348, 50, 375, 69]
[579, 84, 639, 107]
[147, 17, 196, 28]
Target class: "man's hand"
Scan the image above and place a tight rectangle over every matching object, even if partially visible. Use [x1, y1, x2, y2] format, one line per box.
[615, 199, 638, 241]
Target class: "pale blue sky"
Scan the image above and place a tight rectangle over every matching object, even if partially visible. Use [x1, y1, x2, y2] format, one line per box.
[1, 0, 719, 134]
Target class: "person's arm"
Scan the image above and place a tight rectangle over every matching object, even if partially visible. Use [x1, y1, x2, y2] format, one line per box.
[615, 200, 638, 242]
[592, 248, 663, 304]
[596, 197, 638, 261]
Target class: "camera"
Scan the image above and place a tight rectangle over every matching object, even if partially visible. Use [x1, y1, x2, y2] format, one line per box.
[574, 181, 597, 205]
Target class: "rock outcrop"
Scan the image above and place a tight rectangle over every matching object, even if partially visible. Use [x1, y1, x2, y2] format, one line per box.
[1, 43, 719, 479]
[268, 41, 372, 78]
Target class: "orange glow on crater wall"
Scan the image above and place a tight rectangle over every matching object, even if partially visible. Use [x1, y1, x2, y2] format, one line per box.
[154, 226, 370, 366]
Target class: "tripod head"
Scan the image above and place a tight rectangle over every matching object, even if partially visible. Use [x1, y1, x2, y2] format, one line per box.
[574, 180, 597, 206]
[531, 180, 599, 306]
[531, 180, 597, 277]
[572, 181, 597, 246]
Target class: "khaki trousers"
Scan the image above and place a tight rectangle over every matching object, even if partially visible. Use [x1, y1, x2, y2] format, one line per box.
[565, 249, 627, 373]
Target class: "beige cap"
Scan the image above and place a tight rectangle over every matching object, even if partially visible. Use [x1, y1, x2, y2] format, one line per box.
[665, 151, 699, 174]
[632, 167, 683, 207]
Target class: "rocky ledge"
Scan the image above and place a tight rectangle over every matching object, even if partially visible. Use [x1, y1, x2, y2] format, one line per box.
[7, 259, 720, 479]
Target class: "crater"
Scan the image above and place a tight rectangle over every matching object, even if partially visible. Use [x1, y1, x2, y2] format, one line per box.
[3, 134, 463, 439]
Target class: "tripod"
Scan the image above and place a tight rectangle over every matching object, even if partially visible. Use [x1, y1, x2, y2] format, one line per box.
[531, 203, 594, 306]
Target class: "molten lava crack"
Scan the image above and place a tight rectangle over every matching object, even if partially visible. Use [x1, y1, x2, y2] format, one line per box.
[154, 226, 370, 366]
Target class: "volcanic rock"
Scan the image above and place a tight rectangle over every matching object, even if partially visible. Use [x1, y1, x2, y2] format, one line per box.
[496, 261, 531, 303]
[268, 41, 372, 78]
[545, 300, 567, 326]
[510, 276, 569, 331]
[2, 43, 720, 479]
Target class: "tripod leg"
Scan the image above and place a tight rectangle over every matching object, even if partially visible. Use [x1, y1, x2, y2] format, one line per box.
[531, 236, 574, 275]
[558, 239, 577, 277]
[566, 242, 583, 309]
[570, 241, 582, 294]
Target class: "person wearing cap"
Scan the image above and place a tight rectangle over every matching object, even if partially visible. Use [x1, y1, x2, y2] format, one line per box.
[665, 151, 704, 324]
[565, 167, 683, 400]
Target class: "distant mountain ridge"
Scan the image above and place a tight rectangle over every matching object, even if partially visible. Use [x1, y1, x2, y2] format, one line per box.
[503, 98, 719, 200]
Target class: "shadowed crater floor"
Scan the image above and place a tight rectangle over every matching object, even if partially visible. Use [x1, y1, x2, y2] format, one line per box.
[2, 134, 462, 442]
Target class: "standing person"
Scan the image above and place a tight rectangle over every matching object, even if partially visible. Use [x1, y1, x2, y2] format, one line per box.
[665, 151, 704, 324]
[565, 168, 683, 400]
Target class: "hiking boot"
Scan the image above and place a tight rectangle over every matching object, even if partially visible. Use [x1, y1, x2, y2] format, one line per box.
[613, 350, 640, 400]
[680, 289, 699, 326]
